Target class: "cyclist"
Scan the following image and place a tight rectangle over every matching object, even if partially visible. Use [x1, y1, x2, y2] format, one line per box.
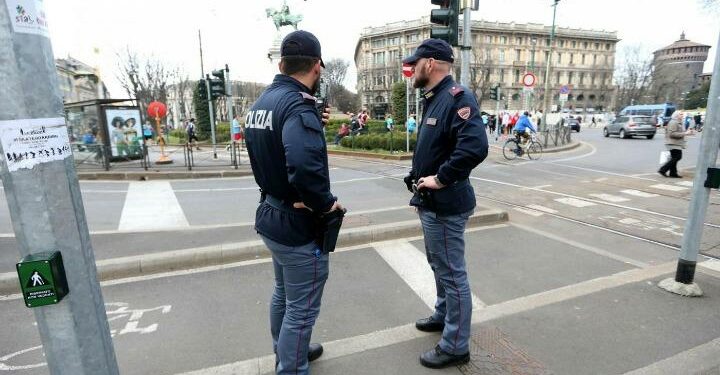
[513, 111, 537, 148]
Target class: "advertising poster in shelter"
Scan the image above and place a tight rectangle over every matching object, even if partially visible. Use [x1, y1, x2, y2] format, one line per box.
[105, 108, 143, 158]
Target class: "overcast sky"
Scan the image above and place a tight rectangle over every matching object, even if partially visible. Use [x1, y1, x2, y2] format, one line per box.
[44, 0, 719, 97]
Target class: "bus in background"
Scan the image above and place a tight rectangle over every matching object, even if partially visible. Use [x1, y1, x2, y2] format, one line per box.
[619, 103, 677, 126]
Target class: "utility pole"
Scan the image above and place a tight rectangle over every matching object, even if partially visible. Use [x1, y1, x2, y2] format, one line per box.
[205, 74, 218, 158]
[459, 1, 472, 87]
[0, 2, 119, 374]
[540, 0, 559, 132]
[658, 31, 720, 297]
[225, 64, 233, 140]
[198, 30, 205, 77]
[406, 78, 410, 153]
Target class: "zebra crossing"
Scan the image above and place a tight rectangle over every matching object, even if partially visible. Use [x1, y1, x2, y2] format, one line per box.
[513, 180, 699, 218]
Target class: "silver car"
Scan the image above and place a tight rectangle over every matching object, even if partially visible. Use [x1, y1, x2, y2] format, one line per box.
[603, 115, 656, 139]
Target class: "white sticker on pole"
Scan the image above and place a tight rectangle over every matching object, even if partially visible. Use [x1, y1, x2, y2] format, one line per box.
[4, 0, 50, 37]
[0, 118, 71, 172]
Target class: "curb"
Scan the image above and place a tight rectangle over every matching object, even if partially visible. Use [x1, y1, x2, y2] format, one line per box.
[77, 169, 253, 181]
[542, 140, 582, 154]
[0, 208, 508, 295]
[328, 149, 412, 161]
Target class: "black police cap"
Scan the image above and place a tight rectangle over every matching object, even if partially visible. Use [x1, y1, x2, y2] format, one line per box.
[281, 30, 325, 68]
[402, 38, 455, 65]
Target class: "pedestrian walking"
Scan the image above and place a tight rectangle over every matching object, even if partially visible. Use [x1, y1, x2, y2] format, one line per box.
[244, 30, 343, 375]
[385, 114, 394, 131]
[502, 111, 510, 136]
[334, 123, 350, 145]
[186, 118, 200, 150]
[401, 38, 488, 369]
[407, 114, 417, 135]
[658, 110, 686, 178]
[694, 112, 703, 132]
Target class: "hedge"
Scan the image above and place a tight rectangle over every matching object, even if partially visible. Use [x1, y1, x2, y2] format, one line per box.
[339, 131, 417, 152]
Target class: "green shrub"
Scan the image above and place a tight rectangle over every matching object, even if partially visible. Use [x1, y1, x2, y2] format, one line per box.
[216, 122, 231, 143]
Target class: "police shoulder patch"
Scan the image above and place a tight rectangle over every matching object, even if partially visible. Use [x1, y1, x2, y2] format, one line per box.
[299, 91, 317, 104]
[457, 106, 471, 120]
[449, 86, 464, 97]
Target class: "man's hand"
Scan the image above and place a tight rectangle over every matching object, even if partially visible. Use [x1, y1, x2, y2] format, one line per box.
[324, 200, 343, 214]
[293, 202, 313, 212]
[321, 108, 330, 126]
[416, 175, 445, 190]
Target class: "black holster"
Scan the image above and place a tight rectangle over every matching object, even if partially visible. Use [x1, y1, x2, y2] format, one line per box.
[314, 208, 346, 253]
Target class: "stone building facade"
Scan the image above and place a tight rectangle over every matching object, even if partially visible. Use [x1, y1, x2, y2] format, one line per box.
[354, 17, 619, 118]
[651, 32, 710, 105]
[55, 56, 108, 103]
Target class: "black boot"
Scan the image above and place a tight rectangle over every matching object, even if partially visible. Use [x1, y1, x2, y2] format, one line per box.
[415, 317, 445, 332]
[308, 343, 324, 362]
[419, 345, 470, 369]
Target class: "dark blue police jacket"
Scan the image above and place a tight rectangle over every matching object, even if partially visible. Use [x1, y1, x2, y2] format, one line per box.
[245, 74, 335, 246]
[410, 75, 488, 216]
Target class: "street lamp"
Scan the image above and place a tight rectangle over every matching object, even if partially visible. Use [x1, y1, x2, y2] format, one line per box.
[541, 0, 560, 132]
[529, 37, 538, 110]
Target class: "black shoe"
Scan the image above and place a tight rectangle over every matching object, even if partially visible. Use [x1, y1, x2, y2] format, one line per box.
[419, 345, 470, 369]
[308, 343, 324, 362]
[668, 174, 683, 178]
[416, 317, 445, 332]
[658, 170, 667, 177]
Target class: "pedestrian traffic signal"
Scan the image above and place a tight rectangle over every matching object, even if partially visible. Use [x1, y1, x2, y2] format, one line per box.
[430, 0, 460, 47]
[489, 85, 501, 101]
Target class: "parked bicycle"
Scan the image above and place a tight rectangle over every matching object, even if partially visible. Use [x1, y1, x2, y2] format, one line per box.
[502, 132, 543, 160]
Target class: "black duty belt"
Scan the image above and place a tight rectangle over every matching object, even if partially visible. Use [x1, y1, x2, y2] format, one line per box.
[264, 194, 303, 214]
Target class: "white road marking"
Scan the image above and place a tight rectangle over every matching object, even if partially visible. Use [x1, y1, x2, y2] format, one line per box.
[621, 190, 659, 198]
[176, 263, 676, 375]
[374, 240, 485, 311]
[623, 336, 720, 375]
[619, 218, 642, 225]
[649, 184, 688, 192]
[588, 193, 631, 203]
[594, 177, 608, 182]
[550, 142, 597, 162]
[514, 207, 544, 217]
[118, 181, 189, 231]
[675, 181, 694, 187]
[548, 162, 657, 181]
[530, 184, 552, 189]
[526, 204, 558, 214]
[554, 197, 597, 208]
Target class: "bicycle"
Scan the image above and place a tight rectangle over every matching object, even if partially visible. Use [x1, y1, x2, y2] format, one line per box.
[502, 132, 543, 160]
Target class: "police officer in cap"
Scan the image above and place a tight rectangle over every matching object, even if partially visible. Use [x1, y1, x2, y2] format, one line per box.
[402, 38, 488, 368]
[245, 30, 342, 375]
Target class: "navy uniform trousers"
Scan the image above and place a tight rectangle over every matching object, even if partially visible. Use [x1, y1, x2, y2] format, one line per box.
[261, 236, 329, 375]
[419, 208, 473, 355]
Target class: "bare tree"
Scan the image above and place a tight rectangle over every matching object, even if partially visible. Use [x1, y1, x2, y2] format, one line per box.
[699, 0, 720, 11]
[613, 45, 653, 108]
[469, 45, 495, 108]
[116, 47, 178, 116]
[322, 58, 350, 105]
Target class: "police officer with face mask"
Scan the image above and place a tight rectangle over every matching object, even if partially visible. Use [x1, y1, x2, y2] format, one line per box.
[245, 30, 342, 375]
[402, 38, 488, 369]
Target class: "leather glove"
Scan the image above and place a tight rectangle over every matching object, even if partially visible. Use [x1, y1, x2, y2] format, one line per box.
[403, 174, 414, 193]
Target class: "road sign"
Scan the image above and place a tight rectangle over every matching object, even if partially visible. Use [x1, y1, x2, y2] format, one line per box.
[559, 85, 571, 94]
[402, 63, 414, 78]
[522, 73, 536, 87]
[523, 86, 534, 93]
[560, 93, 569, 102]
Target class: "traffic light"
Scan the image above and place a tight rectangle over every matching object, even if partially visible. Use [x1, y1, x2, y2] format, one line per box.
[197, 79, 207, 100]
[209, 69, 226, 100]
[489, 85, 501, 101]
[430, 0, 459, 46]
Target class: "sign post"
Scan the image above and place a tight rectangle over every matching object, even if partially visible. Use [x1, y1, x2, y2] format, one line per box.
[0, 1, 119, 373]
[403, 63, 414, 153]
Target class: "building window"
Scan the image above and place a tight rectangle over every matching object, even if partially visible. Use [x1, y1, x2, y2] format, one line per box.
[484, 35, 492, 43]
[556, 71, 561, 84]
[500, 36, 507, 44]
[514, 69, 520, 82]
[568, 71, 574, 84]
[570, 53, 574, 64]
[388, 37, 399, 46]
[406, 34, 419, 43]
[544, 51, 549, 62]
[579, 72, 585, 85]
[559, 40, 565, 47]
[371, 39, 386, 48]
[485, 48, 492, 61]
[591, 73, 596, 86]
[516, 36, 523, 44]
[606, 43, 610, 50]
[583, 41, 588, 49]
[593, 54, 597, 65]
[388, 50, 400, 62]
[515, 49, 521, 61]
[581, 54, 586, 64]
[594, 42, 599, 50]
[546, 38, 551, 46]
[499, 49, 505, 63]
[373, 52, 386, 65]
[500, 69, 505, 83]
[572, 41, 576, 48]
[557, 52, 562, 64]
